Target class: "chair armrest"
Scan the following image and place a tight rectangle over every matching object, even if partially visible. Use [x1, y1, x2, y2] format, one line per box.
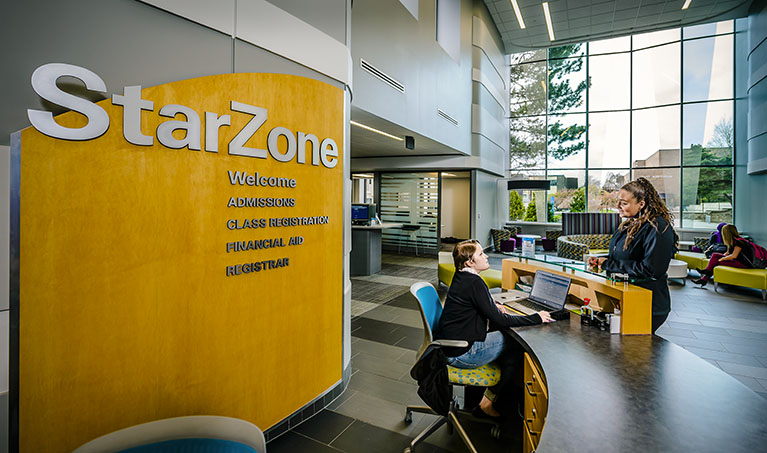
[431, 339, 469, 348]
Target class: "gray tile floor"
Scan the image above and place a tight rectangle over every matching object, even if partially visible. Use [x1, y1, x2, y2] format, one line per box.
[274, 250, 767, 452]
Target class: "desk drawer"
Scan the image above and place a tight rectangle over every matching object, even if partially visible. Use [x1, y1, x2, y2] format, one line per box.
[523, 352, 547, 452]
[522, 419, 537, 453]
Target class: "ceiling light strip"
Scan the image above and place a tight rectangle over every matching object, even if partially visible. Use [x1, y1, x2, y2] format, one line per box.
[681, 0, 692, 10]
[542, 2, 555, 41]
[510, 0, 526, 29]
[350, 121, 404, 141]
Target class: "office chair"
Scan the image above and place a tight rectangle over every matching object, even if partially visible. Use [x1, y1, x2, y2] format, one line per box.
[405, 282, 502, 453]
[73, 415, 266, 453]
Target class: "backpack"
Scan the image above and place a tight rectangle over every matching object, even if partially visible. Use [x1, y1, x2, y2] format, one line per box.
[744, 240, 767, 269]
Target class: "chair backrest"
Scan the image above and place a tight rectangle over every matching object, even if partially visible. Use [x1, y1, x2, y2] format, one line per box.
[562, 212, 620, 235]
[410, 282, 443, 353]
[73, 416, 266, 453]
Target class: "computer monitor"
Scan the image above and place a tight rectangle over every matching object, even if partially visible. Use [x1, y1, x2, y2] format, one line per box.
[529, 271, 572, 311]
[351, 204, 369, 224]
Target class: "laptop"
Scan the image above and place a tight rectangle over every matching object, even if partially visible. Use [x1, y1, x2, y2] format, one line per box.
[493, 270, 572, 320]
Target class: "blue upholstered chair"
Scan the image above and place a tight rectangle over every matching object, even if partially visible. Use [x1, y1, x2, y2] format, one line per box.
[404, 282, 502, 453]
[73, 416, 266, 453]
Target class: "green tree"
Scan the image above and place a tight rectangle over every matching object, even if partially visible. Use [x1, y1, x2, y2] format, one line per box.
[509, 190, 525, 220]
[509, 45, 588, 173]
[570, 187, 585, 213]
[524, 193, 538, 221]
[547, 200, 556, 222]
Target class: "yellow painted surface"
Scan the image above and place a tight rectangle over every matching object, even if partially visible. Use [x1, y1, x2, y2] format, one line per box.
[18, 73, 343, 452]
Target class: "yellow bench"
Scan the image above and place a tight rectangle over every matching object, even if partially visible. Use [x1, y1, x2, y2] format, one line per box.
[437, 252, 502, 289]
[713, 267, 767, 301]
[674, 252, 709, 271]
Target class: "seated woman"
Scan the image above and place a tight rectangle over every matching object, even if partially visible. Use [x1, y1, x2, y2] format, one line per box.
[693, 224, 754, 287]
[434, 240, 551, 418]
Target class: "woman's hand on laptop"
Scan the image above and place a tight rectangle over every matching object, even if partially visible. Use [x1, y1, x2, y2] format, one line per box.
[538, 311, 553, 323]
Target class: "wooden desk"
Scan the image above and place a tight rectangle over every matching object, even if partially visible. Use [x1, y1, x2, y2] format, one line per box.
[510, 318, 767, 452]
[502, 257, 652, 335]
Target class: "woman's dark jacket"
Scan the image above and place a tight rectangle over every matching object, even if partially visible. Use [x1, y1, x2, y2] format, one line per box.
[434, 270, 541, 357]
[602, 216, 676, 317]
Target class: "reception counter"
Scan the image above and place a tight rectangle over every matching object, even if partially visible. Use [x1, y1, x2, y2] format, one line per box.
[350, 223, 402, 275]
[509, 316, 767, 452]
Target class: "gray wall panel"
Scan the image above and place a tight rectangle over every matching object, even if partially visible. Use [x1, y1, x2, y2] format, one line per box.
[734, 12, 767, 245]
[472, 169, 499, 247]
[265, 0, 348, 44]
[1, 0, 233, 145]
[350, 0, 473, 155]
[234, 39, 344, 89]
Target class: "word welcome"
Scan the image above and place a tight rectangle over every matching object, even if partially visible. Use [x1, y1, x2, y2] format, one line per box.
[27, 63, 338, 168]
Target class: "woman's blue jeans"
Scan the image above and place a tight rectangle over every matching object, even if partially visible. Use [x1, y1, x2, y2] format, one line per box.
[446, 331, 505, 369]
[445, 331, 511, 403]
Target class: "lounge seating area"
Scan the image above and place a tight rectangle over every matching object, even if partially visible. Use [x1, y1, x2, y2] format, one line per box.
[557, 234, 611, 261]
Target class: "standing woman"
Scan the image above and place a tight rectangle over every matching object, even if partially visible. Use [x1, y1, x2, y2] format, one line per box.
[693, 224, 754, 286]
[589, 177, 678, 333]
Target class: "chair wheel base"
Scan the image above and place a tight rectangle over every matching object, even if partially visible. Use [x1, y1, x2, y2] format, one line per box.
[404, 410, 413, 424]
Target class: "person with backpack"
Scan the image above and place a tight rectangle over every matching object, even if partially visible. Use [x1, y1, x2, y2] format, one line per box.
[693, 224, 756, 287]
[703, 222, 729, 258]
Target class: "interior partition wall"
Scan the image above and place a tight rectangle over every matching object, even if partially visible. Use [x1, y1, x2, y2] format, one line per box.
[379, 172, 440, 255]
[508, 20, 736, 230]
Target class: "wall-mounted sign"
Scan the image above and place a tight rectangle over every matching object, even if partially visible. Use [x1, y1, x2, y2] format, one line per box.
[13, 65, 343, 452]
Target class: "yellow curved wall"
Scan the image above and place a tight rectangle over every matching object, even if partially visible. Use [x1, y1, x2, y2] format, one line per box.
[17, 73, 343, 452]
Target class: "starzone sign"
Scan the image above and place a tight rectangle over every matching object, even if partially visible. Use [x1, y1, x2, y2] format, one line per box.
[27, 63, 339, 168]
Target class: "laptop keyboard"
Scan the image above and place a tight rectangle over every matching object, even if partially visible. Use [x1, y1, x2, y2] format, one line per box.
[516, 299, 540, 311]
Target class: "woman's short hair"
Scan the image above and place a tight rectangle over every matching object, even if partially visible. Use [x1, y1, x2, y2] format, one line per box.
[453, 239, 479, 270]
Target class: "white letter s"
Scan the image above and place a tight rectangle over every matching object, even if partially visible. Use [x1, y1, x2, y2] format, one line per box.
[27, 63, 109, 140]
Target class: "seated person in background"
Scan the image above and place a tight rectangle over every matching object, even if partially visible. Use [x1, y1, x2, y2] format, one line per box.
[704, 222, 729, 258]
[434, 240, 551, 418]
[693, 224, 754, 287]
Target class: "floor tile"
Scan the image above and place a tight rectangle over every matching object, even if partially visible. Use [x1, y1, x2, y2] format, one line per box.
[351, 337, 412, 361]
[682, 346, 764, 367]
[346, 369, 418, 405]
[720, 342, 767, 358]
[330, 419, 453, 453]
[292, 410, 355, 445]
[728, 374, 767, 394]
[656, 334, 728, 351]
[267, 431, 344, 453]
[326, 389, 357, 411]
[654, 326, 697, 339]
[717, 362, 767, 380]
[352, 351, 411, 380]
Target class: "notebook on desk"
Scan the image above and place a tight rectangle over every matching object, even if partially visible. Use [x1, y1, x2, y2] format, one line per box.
[493, 270, 572, 320]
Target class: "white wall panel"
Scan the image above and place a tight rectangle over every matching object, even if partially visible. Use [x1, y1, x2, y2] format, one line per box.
[237, 0, 351, 85]
[472, 16, 505, 87]
[471, 103, 505, 149]
[138, 0, 235, 35]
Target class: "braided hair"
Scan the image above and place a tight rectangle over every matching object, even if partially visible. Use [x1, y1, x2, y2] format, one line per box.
[618, 177, 679, 250]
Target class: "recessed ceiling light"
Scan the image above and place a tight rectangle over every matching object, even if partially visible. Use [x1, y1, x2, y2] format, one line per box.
[353, 173, 374, 178]
[681, 0, 693, 10]
[510, 0, 526, 29]
[443, 173, 456, 177]
[542, 2, 555, 41]
[350, 121, 403, 141]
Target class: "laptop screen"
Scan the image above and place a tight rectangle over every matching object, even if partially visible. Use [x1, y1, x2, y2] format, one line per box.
[529, 270, 572, 311]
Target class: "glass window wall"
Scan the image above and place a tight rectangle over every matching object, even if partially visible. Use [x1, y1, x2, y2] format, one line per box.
[508, 20, 735, 228]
